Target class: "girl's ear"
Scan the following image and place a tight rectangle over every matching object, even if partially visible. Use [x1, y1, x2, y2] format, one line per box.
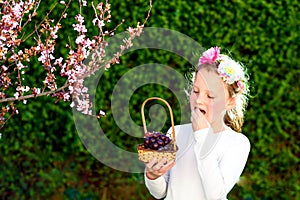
[226, 96, 236, 110]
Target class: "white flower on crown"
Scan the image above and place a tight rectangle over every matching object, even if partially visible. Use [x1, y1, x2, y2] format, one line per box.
[217, 55, 244, 85]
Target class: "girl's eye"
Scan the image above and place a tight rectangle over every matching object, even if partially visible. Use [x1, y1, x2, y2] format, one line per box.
[193, 90, 199, 94]
[208, 95, 215, 99]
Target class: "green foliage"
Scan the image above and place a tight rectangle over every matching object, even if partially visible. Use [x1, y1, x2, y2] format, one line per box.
[1, 0, 299, 199]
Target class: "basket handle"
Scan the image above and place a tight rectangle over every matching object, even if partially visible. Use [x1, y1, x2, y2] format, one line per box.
[141, 97, 175, 149]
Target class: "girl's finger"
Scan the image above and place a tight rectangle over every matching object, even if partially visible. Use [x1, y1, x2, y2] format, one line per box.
[145, 157, 157, 169]
[160, 160, 176, 172]
[148, 158, 167, 171]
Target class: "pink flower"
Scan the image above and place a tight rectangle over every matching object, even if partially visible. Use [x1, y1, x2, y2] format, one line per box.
[82, 0, 87, 6]
[237, 80, 244, 91]
[63, 93, 70, 101]
[199, 46, 220, 65]
[73, 23, 87, 33]
[92, 18, 105, 28]
[75, 14, 84, 24]
[75, 35, 86, 44]
[2, 65, 8, 71]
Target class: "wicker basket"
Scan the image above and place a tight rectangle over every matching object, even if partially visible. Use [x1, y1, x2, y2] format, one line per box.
[137, 97, 177, 163]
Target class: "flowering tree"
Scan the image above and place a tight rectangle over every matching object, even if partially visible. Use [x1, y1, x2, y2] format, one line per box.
[0, 0, 152, 129]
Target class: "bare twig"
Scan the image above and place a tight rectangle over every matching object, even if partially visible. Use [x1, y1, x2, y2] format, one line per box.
[143, 0, 152, 25]
[21, 0, 67, 42]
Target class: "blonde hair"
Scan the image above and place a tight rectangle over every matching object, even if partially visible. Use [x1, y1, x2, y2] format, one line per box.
[186, 59, 250, 132]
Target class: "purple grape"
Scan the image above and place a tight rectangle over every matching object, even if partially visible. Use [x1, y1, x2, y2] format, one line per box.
[164, 137, 170, 144]
[157, 139, 164, 146]
[144, 138, 150, 148]
[144, 138, 150, 144]
[150, 138, 156, 143]
[152, 142, 159, 150]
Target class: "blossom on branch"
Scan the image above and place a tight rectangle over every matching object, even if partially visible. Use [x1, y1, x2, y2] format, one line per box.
[0, 0, 152, 129]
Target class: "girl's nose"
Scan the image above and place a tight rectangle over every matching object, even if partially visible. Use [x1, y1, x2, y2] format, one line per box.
[196, 93, 205, 104]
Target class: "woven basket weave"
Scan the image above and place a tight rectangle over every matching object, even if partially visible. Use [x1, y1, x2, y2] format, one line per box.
[137, 97, 177, 163]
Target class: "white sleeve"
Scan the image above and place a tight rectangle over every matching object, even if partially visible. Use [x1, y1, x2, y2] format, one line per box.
[194, 129, 250, 200]
[219, 135, 250, 193]
[144, 170, 169, 199]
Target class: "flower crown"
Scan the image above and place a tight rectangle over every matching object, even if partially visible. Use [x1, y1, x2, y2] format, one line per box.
[199, 46, 245, 92]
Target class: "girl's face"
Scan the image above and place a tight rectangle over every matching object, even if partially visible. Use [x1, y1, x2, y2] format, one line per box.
[190, 68, 235, 129]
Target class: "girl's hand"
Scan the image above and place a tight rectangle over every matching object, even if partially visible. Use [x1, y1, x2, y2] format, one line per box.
[191, 108, 209, 131]
[145, 158, 176, 180]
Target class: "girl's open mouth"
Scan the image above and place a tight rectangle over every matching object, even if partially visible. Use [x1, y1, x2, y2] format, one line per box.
[199, 109, 206, 115]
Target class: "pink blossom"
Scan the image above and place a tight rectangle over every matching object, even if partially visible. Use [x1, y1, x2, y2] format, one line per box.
[2, 65, 8, 71]
[73, 14, 87, 33]
[14, 92, 19, 99]
[16, 62, 26, 70]
[73, 23, 87, 33]
[81, 87, 88, 93]
[199, 46, 220, 65]
[54, 57, 63, 66]
[12, 3, 23, 17]
[68, 86, 74, 93]
[0, 36, 7, 41]
[92, 18, 105, 28]
[50, 24, 61, 39]
[99, 110, 105, 116]
[127, 27, 135, 34]
[63, 93, 70, 101]
[32, 88, 41, 96]
[82, 0, 87, 6]
[75, 35, 86, 44]
[75, 14, 85, 24]
[237, 81, 244, 91]
[97, 110, 106, 118]
[96, 2, 103, 10]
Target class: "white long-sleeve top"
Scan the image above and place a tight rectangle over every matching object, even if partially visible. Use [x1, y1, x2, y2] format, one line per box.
[145, 123, 250, 200]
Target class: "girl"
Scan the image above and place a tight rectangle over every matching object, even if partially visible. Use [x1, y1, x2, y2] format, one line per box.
[144, 47, 251, 200]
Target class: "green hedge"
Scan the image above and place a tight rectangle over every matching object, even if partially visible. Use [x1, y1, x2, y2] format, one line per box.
[1, 0, 299, 199]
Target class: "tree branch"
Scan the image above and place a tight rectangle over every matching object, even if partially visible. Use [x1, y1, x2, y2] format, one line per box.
[0, 82, 69, 103]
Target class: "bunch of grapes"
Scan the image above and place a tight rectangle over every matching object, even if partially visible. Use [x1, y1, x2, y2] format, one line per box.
[143, 131, 172, 150]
